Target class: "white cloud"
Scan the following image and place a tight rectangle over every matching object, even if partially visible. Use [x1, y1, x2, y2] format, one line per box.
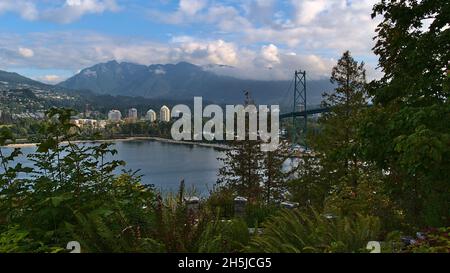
[0, 0, 119, 24]
[242, 0, 380, 57]
[0, 31, 344, 81]
[154, 68, 166, 75]
[36, 75, 64, 83]
[179, 0, 207, 16]
[18, 47, 34, 58]
[149, 0, 209, 25]
[204, 5, 252, 32]
[0, 0, 38, 20]
[0, 0, 383, 81]
[149, 0, 380, 61]
[170, 38, 238, 66]
[42, 0, 119, 24]
[170, 35, 195, 43]
[203, 40, 238, 65]
[292, 0, 331, 25]
[261, 44, 280, 64]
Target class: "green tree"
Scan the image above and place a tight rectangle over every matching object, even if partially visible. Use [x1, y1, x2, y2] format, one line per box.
[290, 51, 371, 209]
[288, 154, 331, 209]
[315, 50, 368, 189]
[359, 0, 450, 227]
[217, 96, 265, 201]
[217, 139, 263, 201]
[261, 140, 290, 203]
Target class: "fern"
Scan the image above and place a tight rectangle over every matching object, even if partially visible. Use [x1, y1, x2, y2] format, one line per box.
[195, 217, 249, 253]
[248, 207, 381, 253]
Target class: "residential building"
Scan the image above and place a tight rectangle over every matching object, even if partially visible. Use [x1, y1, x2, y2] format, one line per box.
[108, 110, 122, 122]
[160, 105, 170, 122]
[128, 108, 138, 121]
[146, 109, 157, 122]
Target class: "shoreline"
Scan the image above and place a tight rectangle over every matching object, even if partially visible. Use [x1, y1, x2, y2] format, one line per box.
[3, 136, 231, 150]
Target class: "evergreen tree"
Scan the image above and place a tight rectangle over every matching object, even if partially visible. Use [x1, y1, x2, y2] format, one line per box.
[289, 51, 397, 222]
[315, 50, 368, 189]
[288, 153, 330, 209]
[217, 94, 264, 201]
[261, 140, 290, 203]
[217, 138, 263, 201]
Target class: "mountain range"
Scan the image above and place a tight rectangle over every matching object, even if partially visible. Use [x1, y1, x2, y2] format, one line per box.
[0, 61, 334, 117]
[0, 68, 211, 118]
[58, 61, 333, 107]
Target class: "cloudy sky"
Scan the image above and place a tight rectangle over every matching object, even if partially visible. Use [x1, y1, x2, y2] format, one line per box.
[0, 0, 382, 83]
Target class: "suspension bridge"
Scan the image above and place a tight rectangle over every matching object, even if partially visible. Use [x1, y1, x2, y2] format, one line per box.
[279, 70, 330, 148]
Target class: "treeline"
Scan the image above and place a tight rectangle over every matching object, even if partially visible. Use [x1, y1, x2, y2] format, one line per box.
[0, 117, 174, 142]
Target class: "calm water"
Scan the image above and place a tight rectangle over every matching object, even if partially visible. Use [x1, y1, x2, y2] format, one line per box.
[5, 140, 224, 195]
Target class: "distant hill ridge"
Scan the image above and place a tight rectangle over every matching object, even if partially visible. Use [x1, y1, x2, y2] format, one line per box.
[58, 60, 333, 106]
[0, 70, 49, 87]
[0, 68, 205, 117]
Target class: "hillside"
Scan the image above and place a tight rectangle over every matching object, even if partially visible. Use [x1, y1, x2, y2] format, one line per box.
[59, 61, 333, 107]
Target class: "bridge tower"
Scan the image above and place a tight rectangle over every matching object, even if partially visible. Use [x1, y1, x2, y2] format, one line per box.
[292, 70, 307, 148]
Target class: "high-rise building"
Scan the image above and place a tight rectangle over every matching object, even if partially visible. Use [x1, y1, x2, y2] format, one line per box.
[84, 103, 92, 118]
[108, 110, 122, 122]
[160, 105, 171, 122]
[128, 108, 138, 121]
[146, 109, 157, 122]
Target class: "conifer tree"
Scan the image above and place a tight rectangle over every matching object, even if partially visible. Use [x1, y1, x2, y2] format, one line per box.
[261, 140, 290, 203]
[217, 94, 264, 200]
[315, 50, 368, 189]
[217, 139, 263, 201]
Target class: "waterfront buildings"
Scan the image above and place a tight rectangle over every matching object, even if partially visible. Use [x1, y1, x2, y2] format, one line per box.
[107, 106, 172, 123]
[72, 119, 107, 129]
[160, 105, 171, 122]
[146, 109, 157, 122]
[108, 110, 122, 122]
[128, 108, 138, 121]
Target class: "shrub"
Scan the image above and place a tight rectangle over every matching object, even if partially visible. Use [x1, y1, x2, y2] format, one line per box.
[206, 187, 235, 219]
[0, 225, 63, 253]
[406, 227, 450, 253]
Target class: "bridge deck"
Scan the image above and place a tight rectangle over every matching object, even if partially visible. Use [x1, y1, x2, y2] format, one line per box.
[280, 107, 330, 119]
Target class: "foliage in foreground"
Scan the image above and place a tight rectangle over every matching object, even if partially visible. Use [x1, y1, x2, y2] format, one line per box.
[248, 208, 381, 253]
[360, 0, 450, 227]
[406, 227, 450, 253]
[0, 108, 158, 252]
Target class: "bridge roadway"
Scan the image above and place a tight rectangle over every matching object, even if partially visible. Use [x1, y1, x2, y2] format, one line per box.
[279, 107, 330, 119]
